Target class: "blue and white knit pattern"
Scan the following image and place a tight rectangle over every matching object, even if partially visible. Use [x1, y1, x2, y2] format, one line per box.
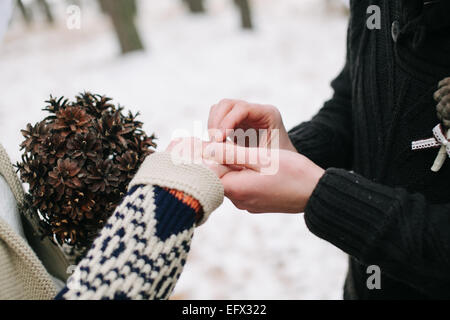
[56, 184, 197, 300]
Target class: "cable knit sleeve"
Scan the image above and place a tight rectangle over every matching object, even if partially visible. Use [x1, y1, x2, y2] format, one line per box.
[288, 25, 353, 170]
[55, 152, 224, 300]
[304, 168, 450, 298]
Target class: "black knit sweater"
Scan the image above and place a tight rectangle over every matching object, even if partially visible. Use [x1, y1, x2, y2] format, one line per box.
[288, 0, 450, 299]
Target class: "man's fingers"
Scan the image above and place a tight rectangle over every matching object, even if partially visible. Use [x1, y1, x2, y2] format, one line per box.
[220, 170, 250, 199]
[218, 102, 250, 139]
[208, 99, 235, 141]
[207, 104, 217, 130]
[208, 99, 242, 142]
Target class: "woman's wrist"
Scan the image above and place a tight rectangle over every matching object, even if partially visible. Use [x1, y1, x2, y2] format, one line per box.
[130, 152, 224, 225]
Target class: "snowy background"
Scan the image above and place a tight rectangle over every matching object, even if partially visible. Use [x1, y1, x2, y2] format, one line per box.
[0, 0, 349, 299]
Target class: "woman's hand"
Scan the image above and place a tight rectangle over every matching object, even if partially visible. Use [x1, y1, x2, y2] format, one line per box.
[203, 142, 325, 213]
[165, 137, 232, 179]
[208, 99, 297, 152]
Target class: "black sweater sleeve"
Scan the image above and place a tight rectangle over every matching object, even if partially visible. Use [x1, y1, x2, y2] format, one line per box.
[288, 59, 353, 169]
[305, 168, 450, 298]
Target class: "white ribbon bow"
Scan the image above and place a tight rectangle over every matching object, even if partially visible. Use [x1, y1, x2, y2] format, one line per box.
[412, 124, 450, 172]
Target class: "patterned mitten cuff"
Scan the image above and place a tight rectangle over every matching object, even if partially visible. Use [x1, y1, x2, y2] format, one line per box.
[129, 152, 224, 226]
[56, 184, 200, 300]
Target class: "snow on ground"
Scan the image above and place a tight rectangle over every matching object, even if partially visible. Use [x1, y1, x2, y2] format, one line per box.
[0, 0, 349, 299]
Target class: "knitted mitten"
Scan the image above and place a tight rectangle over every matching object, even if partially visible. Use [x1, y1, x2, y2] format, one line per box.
[56, 152, 223, 300]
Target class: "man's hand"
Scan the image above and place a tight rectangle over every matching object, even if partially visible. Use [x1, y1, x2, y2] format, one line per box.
[204, 142, 325, 213]
[208, 99, 297, 151]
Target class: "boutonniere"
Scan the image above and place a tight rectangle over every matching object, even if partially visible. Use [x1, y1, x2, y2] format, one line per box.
[16, 92, 156, 258]
[411, 78, 450, 172]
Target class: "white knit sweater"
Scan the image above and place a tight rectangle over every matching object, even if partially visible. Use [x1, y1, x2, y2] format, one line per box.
[0, 176, 25, 239]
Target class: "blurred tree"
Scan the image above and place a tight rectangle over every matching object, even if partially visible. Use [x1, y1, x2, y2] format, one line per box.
[16, 0, 32, 25]
[98, 0, 144, 54]
[182, 0, 205, 13]
[99, 0, 137, 16]
[234, 0, 252, 29]
[16, 0, 55, 26]
[325, 0, 350, 15]
[37, 0, 54, 24]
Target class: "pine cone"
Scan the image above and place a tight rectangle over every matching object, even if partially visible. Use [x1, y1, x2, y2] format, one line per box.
[434, 77, 450, 128]
[17, 92, 157, 252]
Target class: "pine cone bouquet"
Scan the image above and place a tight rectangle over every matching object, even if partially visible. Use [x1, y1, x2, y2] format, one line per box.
[435, 77, 450, 128]
[431, 78, 450, 172]
[17, 93, 156, 254]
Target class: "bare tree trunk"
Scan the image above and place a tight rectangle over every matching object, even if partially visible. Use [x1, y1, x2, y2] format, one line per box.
[99, 0, 144, 54]
[234, 0, 253, 29]
[129, 0, 137, 17]
[183, 0, 205, 13]
[37, 0, 54, 24]
[98, 0, 108, 13]
[17, 0, 32, 25]
[101, 0, 136, 16]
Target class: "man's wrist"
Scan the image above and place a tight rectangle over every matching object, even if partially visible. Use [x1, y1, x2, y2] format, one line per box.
[279, 129, 298, 152]
[292, 153, 325, 213]
[304, 165, 325, 208]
